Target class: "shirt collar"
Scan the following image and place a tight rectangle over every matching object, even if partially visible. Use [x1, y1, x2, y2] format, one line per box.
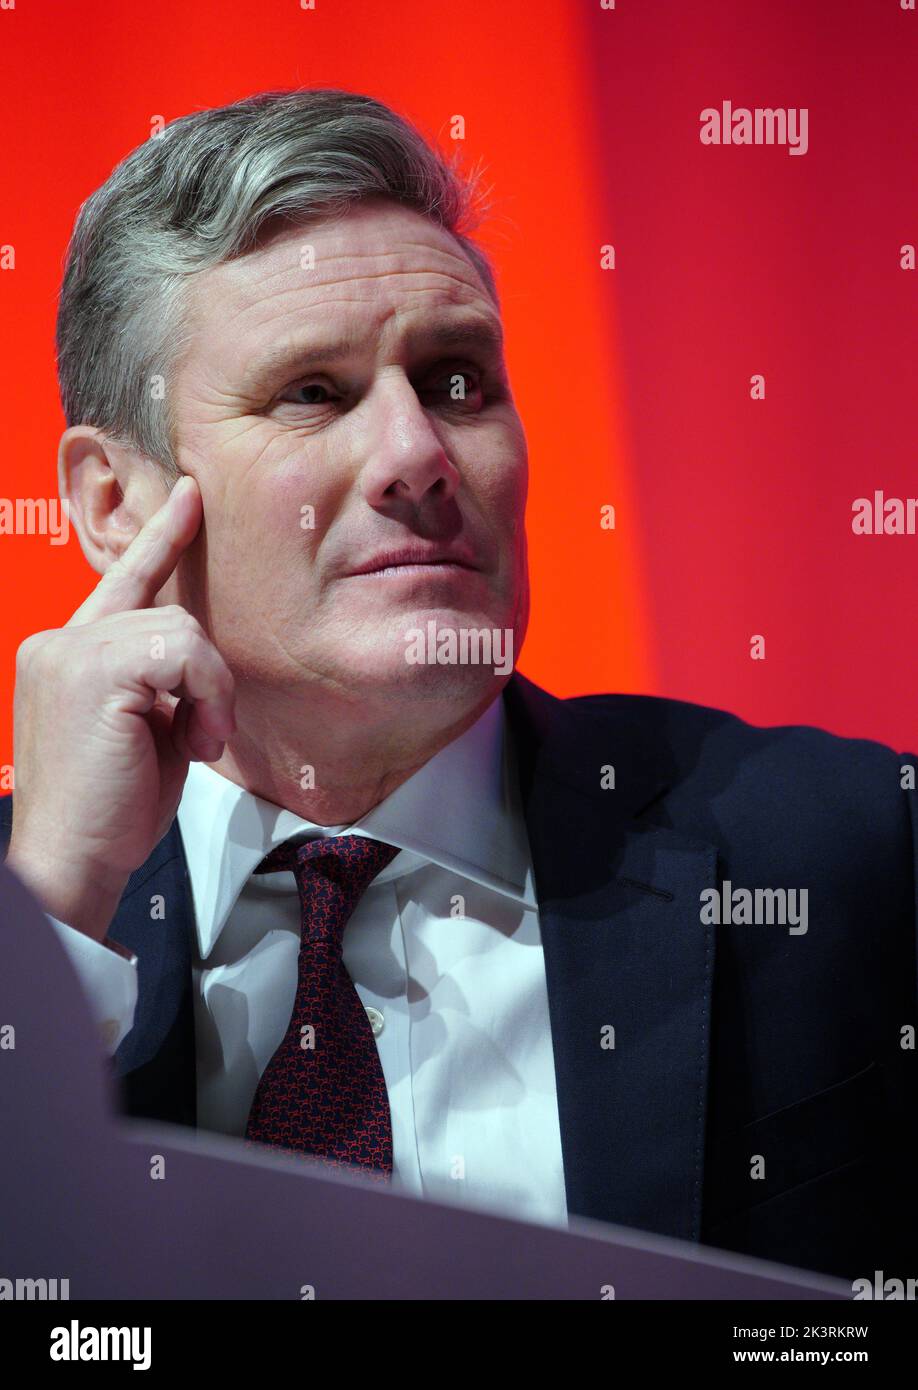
[176, 690, 537, 960]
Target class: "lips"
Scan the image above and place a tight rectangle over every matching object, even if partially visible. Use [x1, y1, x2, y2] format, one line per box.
[345, 545, 480, 577]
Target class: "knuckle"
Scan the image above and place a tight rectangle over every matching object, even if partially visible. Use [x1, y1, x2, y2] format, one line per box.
[175, 625, 210, 667]
[159, 606, 205, 646]
[179, 618, 207, 649]
[15, 631, 52, 671]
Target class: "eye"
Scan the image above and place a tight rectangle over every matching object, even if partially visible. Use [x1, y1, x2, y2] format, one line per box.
[277, 379, 340, 407]
[270, 361, 500, 415]
[424, 366, 485, 408]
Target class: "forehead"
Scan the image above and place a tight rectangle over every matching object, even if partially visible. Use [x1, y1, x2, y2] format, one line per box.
[180, 198, 499, 381]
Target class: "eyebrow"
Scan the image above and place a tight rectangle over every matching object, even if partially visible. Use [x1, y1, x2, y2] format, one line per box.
[244, 315, 505, 387]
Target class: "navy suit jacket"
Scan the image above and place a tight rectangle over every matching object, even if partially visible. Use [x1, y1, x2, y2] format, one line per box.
[2, 669, 916, 1281]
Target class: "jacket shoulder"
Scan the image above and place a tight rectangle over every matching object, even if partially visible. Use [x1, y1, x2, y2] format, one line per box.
[563, 689, 914, 864]
[568, 689, 909, 780]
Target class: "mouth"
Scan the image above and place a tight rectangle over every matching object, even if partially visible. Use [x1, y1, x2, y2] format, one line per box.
[351, 563, 476, 581]
[344, 547, 481, 579]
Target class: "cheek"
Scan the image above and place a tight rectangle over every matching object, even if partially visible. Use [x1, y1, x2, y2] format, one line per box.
[480, 457, 528, 553]
[470, 422, 527, 505]
[218, 457, 341, 575]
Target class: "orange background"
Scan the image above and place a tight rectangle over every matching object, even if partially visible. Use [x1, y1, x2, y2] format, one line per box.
[1, 0, 916, 775]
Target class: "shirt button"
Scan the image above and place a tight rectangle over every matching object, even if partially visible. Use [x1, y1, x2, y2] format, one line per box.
[365, 1006, 385, 1037]
[100, 1019, 119, 1048]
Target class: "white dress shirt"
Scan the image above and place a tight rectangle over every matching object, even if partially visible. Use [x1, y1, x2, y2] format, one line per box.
[47, 693, 568, 1227]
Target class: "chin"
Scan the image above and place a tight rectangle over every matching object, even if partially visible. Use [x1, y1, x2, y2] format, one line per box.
[337, 628, 511, 703]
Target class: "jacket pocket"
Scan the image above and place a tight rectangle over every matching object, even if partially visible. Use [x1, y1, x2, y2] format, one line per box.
[703, 1061, 883, 1223]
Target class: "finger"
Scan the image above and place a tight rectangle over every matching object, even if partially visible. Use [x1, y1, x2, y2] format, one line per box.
[185, 701, 226, 763]
[167, 697, 224, 764]
[153, 624, 236, 740]
[148, 700, 190, 778]
[67, 475, 202, 628]
[93, 622, 235, 739]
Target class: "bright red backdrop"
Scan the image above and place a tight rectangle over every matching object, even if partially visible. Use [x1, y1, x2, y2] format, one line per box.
[1, 0, 916, 775]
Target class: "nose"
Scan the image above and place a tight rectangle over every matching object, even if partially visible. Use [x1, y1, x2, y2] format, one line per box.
[359, 372, 461, 510]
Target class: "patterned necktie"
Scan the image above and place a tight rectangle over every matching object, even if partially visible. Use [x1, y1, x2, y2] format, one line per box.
[244, 834, 400, 1177]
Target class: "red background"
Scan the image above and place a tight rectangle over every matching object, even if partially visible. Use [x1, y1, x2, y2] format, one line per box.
[1, 0, 916, 772]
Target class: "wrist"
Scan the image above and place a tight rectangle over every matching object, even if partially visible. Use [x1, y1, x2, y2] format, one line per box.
[6, 837, 125, 944]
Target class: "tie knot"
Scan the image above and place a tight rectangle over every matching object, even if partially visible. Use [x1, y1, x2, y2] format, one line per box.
[255, 834, 400, 901]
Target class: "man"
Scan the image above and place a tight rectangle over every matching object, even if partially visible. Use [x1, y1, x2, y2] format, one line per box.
[1, 87, 915, 1283]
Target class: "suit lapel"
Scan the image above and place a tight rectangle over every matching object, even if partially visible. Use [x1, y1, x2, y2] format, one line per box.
[504, 673, 718, 1241]
[107, 823, 198, 1128]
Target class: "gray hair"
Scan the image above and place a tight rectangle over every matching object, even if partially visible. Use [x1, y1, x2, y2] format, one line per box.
[55, 87, 500, 480]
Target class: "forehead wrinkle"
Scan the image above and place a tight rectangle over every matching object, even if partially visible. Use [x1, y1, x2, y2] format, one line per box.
[232, 262, 487, 325]
[242, 278, 486, 340]
[239, 274, 491, 331]
[217, 228, 483, 304]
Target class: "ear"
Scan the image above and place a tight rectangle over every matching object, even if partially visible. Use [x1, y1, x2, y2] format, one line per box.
[57, 426, 170, 576]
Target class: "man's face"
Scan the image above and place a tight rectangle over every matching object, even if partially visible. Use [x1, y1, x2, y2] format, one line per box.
[170, 197, 529, 709]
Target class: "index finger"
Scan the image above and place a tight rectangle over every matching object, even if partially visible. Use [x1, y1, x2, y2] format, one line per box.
[67, 475, 202, 627]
